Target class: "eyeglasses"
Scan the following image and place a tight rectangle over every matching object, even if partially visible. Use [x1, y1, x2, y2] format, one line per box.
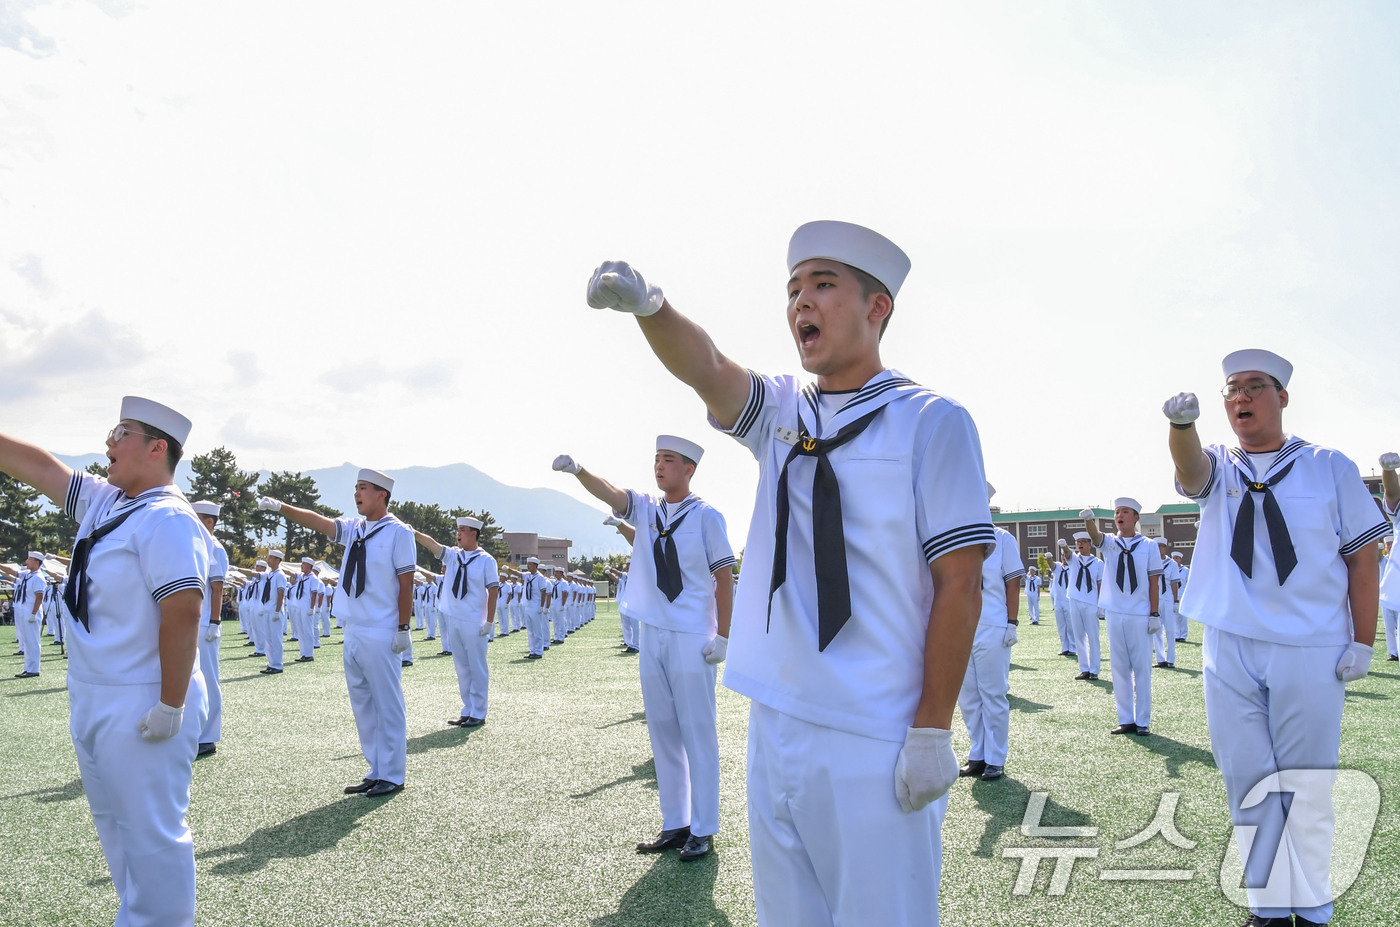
[106, 423, 159, 444]
[1220, 382, 1275, 402]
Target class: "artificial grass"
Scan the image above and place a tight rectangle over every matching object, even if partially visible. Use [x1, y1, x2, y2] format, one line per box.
[0, 601, 1395, 926]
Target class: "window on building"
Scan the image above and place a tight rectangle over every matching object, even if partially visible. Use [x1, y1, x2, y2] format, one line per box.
[1169, 516, 1197, 525]
[1142, 525, 1163, 537]
[1026, 546, 1047, 559]
[1173, 540, 1195, 549]
[1026, 525, 1047, 537]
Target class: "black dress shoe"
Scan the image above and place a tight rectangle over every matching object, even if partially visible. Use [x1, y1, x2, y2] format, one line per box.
[461, 717, 484, 727]
[1388, 654, 1399, 661]
[295, 656, 314, 662]
[197, 742, 217, 757]
[259, 667, 283, 674]
[1087, 673, 1099, 680]
[1292, 916, 1325, 927]
[1154, 661, 1171, 668]
[14, 671, 39, 678]
[678, 833, 712, 861]
[344, 778, 375, 794]
[1110, 723, 1138, 735]
[1134, 728, 1151, 736]
[1074, 671, 1091, 680]
[958, 759, 987, 778]
[636, 826, 690, 853]
[1239, 916, 1292, 927]
[980, 765, 1004, 781]
[447, 717, 468, 726]
[364, 780, 403, 797]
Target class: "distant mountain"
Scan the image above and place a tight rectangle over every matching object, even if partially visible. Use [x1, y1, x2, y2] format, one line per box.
[52, 455, 629, 557]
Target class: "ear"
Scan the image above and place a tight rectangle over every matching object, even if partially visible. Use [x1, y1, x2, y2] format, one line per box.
[1278, 388, 1289, 409]
[867, 291, 892, 327]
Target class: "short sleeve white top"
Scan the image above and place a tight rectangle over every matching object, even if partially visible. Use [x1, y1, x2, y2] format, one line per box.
[436, 546, 500, 621]
[1179, 438, 1389, 645]
[1095, 534, 1163, 614]
[619, 490, 735, 635]
[332, 514, 417, 629]
[1065, 554, 1104, 606]
[202, 532, 229, 626]
[1378, 499, 1400, 607]
[710, 368, 996, 743]
[980, 528, 1026, 626]
[62, 471, 208, 686]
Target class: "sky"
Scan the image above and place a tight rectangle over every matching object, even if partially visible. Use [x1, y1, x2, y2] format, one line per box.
[3, 0, 1399, 548]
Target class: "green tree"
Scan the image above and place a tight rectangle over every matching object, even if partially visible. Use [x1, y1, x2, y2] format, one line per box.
[389, 500, 453, 570]
[450, 507, 511, 566]
[185, 447, 261, 562]
[260, 471, 340, 561]
[0, 471, 43, 562]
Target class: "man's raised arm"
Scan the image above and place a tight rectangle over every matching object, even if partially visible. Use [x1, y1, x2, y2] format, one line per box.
[413, 530, 445, 558]
[552, 454, 628, 515]
[586, 262, 752, 429]
[0, 432, 73, 504]
[259, 496, 337, 539]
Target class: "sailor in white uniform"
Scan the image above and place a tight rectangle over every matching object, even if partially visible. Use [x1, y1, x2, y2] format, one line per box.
[583, 220, 992, 925]
[1049, 539, 1076, 656]
[1378, 456, 1400, 661]
[1064, 531, 1104, 679]
[554, 436, 735, 861]
[1151, 537, 1182, 667]
[289, 558, 321, 662]
[1083, 499, 1162, 734]
[1165, 349, 1387, 925]
[259, 550, 288, 675]
[1169, 551, 1190, 641]
[192, 501, 228, 757]
[12, 552, 46, 677]
[609, 561, 638, 652]
[245, 560, 268, 656]
[1, 396, 210, 926]
[261, 468, 416, 798]
[957, 485, 1023, 781]
[519, 558, 548, 658]
[1024, 566, 1041, 624]
[415, 517, 499, 726]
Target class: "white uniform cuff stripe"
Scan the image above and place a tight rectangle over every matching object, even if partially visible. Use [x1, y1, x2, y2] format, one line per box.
[1342, 522, 1392, 556]
[152, 577, 204, 601]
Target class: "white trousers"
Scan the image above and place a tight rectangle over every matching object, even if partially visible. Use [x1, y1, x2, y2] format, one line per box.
[747, 702, 946, 927]
[198, 629, 222, 743]
[523, 605, 545, 655]
[1153, 612, 1176, 665]
[957, 623, 1012, 766]
[287, 607, 314, 659]
[1105, 611, 1152, 727]
[18, 611, 42, 674]
[638, 623, 719, 836]
[435, 611, 450, 652]
[551, 607, 567, 642]
[511, 602, 524, 633]
[265, 611, 285, 670]
[1026, 594, 1040, 623]
[1067, 599, 1101, 674]
[620, 610, 639, 649]
[1176, 603, 1190, 641]
[1382, 608, 1398, 658]
[449, 616, 490, 719]
[69, 674, 208, 927]
[343, 625, 407, 785]
[1052, 601, 1076, 653]
[1203, 627, 1344, 922]
[248, 604, 267, 654]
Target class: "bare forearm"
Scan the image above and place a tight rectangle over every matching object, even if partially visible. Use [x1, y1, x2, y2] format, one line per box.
[487, 587, 498, 622]
[279, 502, 337, 538]
[576, 469, 628, 514]
[712, 568, 733, 638]
[209, 582, 223, 622]
[414, 530, 444, 557]
[1005, 579, 1019, 624]
[1345, 550, 1378, 646]
[1169, 423, 1211, 496]
[397, 575, 413, 628]
[1383, 469, 1400, 510]
[617, 522, 637, 545]
[635, 301, 751, 429]
[916, 546, 984, 728]
[1085, 517, 1103, 547]
[158, 589, 203, 707]
[0, 432, 73, 503]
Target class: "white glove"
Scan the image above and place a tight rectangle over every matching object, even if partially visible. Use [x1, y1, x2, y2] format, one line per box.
[701, 634, 728, 664]
[894, 727, 959, 813]
[1162, 392, 1201, 425]
[603, 514, 623, 527]
[586, 261, 665, 317]
[1097, 608, 1106, 621]
[1079, 508, 1095, 519]
[1380, 452, 1400, 472]
[479, 620, 491, 637]
[1147, 615, 1162, 634]
[552, 454, 582, 475]
[27, 611, 40, 623]
[205, 623, 222, 642]
[391, 630, 411, 653]
[1057, 539, 1068, 548]
[257, 496, 282, 512]
[137, 701, 184, 743]
[1003, 625, 1018, 647]
[1336, 641, 1373, 682]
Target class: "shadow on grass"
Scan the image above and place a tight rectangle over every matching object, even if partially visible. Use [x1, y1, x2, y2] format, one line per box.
[1008, 662, 1036, 672]
[591, 851, 730, 927]
[967, 776, 1091, 859]
[1134, 732, 1216, 779]
[1008, 694, 1051, 714]
[222, 672, 275, 683]
[408, 725, 481, 755]
[197, 796, 387, 875]
[5, 686, 66, 697]
[1156, 665, 1202, 678]
[597, 711, 647, 729]
[573, 757, 658, 799]
[3, 777, 84, 804]
[1345, 690, 1392, 701]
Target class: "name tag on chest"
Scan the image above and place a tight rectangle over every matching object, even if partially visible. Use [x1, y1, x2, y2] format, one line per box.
[775, 425, 799, 447]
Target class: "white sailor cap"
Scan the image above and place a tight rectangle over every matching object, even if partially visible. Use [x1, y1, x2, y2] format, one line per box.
[256, 559, 268, 568]
[526, 557, 540, 565]
[1072, 531, 1091, 542]
[656, 435, 704, 464]
[267, 550, 284, 560]
[301, 557, 315, 565]
[120, 396, 192, 447]
[191, 500, 221, 517]
[1028, 566, 1038, 572]
[457, 516, 483, 531]
[1171, 552, 1184, 559]
[26, 550, 44, 561]
[788, 220, 912, 300]
[1112, 497, 1141, 513]
[357, 468, 394, 492]
[986, 481, 996, 500]
[1222, 349, 1293, 389]
[1154, 537, 1170, 547]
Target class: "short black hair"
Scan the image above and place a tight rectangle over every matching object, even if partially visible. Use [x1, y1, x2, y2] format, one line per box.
[680, 455, 697, 469]
[137, 421, 183, 472]
[1270, 376, 1284, 391]
[846, 264, 895, 338]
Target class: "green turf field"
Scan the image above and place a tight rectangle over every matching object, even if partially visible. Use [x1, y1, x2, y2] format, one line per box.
[1, 600, 1395, 926]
